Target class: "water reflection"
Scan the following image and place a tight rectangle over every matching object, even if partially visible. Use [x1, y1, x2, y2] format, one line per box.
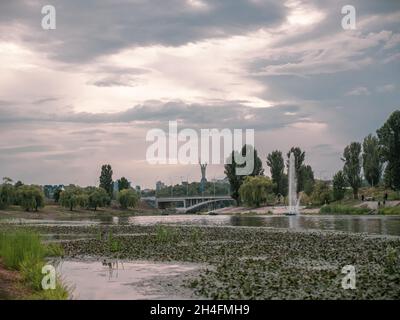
[229, 215, 400, 236]
[4, 214, 400, 236]
[127, 214, 400, 236]
[101, 259, 124, 280]
[57, 260, 202, 300]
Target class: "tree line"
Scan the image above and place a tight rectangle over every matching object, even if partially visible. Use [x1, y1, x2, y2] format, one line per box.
[224, 110, 400, 207]
[0, 164, 140, 212]
[333, 110, 400, 200]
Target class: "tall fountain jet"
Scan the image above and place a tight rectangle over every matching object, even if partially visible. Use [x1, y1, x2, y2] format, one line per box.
[287, 152, 300, 215]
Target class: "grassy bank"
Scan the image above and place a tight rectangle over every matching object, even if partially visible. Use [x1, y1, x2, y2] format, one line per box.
[320, 205, 372, 215]
[0, 230, 68, 300]
[0, 203, 162, 220]
[378, 206, 400, 215]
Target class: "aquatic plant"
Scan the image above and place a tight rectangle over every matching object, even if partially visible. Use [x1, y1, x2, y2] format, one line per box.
[155, 225, 178, 243]
[385, 246, 399, 274]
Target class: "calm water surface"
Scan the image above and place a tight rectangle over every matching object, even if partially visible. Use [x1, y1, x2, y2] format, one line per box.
[3, 214, 400, 236]
[57, 260, 202, 300]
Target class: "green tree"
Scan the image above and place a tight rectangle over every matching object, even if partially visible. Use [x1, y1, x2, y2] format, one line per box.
[266, 150, 286, 196]
[384, 166, 394, 189]
[287, 147, 306, 193]
[60, 186, 82, 211]
[342, 142, 362, 199]
[117, 177, 130, 191]
[76, 193, 89, 209]
[16, 185, 45, 212]
[2, 177, 13, 184]
[118, 189, 139, 209]
[53, 187, 62, 203]
[362, 134, 382, 187]
[332, 171, 347, 201]
[224, 145, 263, 205]
[239, 176, 274, 207]
[14, 180, 23, 188]
[311, 181, 331, 205]
[301, 165, 315, 196]
[0, 179, 15, 209]
[87, 187, 109, 211]
[377, 110, 400, 191]
[99, 164, 113, 197]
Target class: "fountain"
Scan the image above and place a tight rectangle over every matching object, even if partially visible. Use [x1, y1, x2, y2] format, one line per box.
[287, 152, 300, 215]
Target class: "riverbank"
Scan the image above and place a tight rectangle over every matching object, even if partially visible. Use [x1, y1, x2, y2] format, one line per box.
[0, 230, 68, 300]
[0, 260, 32, 299]
[212, 201, 400, 215]
[0, 204, 163, 221]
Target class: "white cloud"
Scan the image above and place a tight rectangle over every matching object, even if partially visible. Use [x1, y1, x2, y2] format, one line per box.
[345, 86, 371, 96]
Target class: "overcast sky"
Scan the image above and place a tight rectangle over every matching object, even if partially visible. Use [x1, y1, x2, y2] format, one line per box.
[0, 0, 399, 188]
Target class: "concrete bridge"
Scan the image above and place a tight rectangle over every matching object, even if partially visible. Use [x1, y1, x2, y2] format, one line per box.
[142, 195, 235, 213]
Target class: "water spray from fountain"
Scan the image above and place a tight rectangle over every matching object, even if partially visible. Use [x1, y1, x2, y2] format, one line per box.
[287, 152, 300, 215]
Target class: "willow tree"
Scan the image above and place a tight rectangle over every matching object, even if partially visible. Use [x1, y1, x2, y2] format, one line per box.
[224, 144, 264, 205]
[239, 176, 274, 207]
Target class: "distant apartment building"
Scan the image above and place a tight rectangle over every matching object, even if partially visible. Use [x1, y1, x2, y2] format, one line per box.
[156, 181, 166, 192]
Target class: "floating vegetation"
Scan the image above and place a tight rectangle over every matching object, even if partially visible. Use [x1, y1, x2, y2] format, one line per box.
[3, 224, 400, 299]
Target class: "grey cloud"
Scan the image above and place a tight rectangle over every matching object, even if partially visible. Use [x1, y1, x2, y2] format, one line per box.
[0, 100, 309, 132]
[0, 0, 287, 63]
[89, 75, 143, 87]
[0, 144, 55, 155]
[32, 97, 59, 105]
[69, 129, 108, 135]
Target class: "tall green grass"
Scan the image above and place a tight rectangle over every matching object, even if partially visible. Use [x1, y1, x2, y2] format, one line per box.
[0, 231, 44, 270]
[378, 206, 400, 215]
[0, 230, 68, 299]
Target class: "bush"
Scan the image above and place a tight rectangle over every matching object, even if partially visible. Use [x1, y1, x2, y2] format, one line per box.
[118, 189, 139, 209]
[320, 205, 370, 215]
[311, 181, 332, 205]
